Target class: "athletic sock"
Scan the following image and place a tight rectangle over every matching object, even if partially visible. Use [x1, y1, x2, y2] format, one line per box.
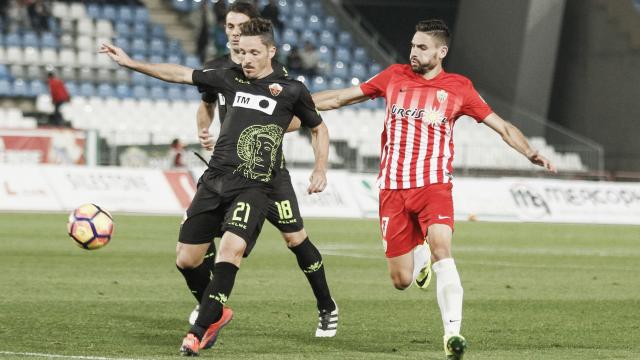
[432, 258, 463, 335]
[412, 242, 431, 282]
[203, 241, 217, 273]
[190, 261, 239, 340]
[289, 237, 335, 312]
[176, 262, 213, 303]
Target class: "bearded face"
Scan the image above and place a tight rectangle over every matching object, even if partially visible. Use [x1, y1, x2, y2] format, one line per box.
[409, 32, 448, 75]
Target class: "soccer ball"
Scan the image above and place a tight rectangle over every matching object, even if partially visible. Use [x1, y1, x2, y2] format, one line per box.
[67, 203, 114, 250]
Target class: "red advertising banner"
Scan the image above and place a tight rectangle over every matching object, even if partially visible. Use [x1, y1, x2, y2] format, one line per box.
[0, 128, 86, 164]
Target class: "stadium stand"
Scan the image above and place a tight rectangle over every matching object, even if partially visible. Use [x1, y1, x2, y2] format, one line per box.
[0, 0, 587, 172]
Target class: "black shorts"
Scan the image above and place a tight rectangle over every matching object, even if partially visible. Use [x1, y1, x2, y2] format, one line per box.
[265, 170, 304, 233]
[179, 171, 269, 257]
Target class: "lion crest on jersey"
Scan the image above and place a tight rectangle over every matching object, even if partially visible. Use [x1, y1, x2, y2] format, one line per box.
[235, 124, 283, 182]
[436, 89, 448, 103]
[269, 83, 283, 97]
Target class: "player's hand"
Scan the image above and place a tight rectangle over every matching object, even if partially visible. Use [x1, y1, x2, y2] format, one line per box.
[307, 168, 327, 194]
[528, 151, 557, 173]
[198, 128, 214, 151]
[98, 43, 132, 67]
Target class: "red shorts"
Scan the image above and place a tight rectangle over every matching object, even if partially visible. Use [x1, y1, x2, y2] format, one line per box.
[379, 183, 454, 258]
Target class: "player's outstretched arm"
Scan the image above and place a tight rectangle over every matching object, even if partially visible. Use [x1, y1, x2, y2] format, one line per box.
[483, 113, 557, 173]
[197, 100, 216, 150]
[312, 86, 369, 111]
[99, 43, 194, 84]
[307, 122, 329, 194]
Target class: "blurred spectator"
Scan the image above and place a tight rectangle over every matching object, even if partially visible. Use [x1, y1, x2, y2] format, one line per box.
[47, 71, 70, 127]
[299, 41, 319, 77]
[197, 1, 210, 63]
[213, 0, 226, 24]
[26, 0, 50, 33]
[168, 138, 186, 168]
[0, 0, 9, 31]
[286, 46, 303, 74]
[261, 0, 282, 33]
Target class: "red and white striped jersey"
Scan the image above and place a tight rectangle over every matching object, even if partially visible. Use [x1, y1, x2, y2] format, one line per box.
[360, 64, 493, 189]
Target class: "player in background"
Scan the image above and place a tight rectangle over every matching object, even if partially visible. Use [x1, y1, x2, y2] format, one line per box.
[100, 18, 331, 356]
[191, 1, 338, 338]
[312, 19, 556, 360]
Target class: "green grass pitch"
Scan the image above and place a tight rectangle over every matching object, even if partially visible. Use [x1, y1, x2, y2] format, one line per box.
[0, 213, 639, 359]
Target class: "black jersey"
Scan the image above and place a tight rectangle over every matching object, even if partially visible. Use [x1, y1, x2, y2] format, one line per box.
[192, 66, 321, 185]
[201, 55, 289, 124]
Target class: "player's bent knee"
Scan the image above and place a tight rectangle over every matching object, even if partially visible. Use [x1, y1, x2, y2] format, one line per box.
[282, 229, 307, 247]
[217, 232, 248, 265]
[175, 242, 208, 269]
[389, 271, 412, 290]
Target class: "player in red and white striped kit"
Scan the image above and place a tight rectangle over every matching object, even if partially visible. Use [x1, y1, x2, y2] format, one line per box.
[313, 19, 556, 359]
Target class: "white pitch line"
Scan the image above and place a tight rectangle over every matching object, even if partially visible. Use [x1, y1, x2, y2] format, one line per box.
[0, 351, 143, 360]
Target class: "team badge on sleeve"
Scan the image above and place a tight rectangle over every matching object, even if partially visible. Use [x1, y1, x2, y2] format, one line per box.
[269, 83, 283, 97]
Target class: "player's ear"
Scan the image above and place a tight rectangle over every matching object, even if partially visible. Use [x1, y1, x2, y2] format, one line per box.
[268, 45, 276, 60]
[438, 45, 448, 60]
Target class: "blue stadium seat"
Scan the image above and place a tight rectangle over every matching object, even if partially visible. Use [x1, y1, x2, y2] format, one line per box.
[168, 39, 182, 53]
[86, 3, 101, 18]
[334, 47, 351, 62]
[167, 86, 183, 100]
[115, 84, 132, 98]
[5, 33, 20, 47]
[118, 7, 134, 23]
[307, 15, 322, 32]
[135, 7, 150, 23]
[279, 44, 292, 60]
[0, 65, 9, 79]
[311, 76, 328, 92]
[132, 23, 148, 38]
[12, 79, 28, 97]
[282, 29, 298, 46]
[131, 71, 151, 86]
[150, 24, 165, 39]
[22, 32, 39, 48]
[292, 0, 307, 17]
[132, 84, 148, 98]
[278, 1, 291, 16]
[325, 16, 338, 32]
[338, 31, 353, 47]
[290, 16, 305, 31]
[102, 5, 118, 21]
[332, 62, 348, 79]
[350, 63, 367, 79]
[149, 86, 167, 99]
[166, 54, 182, 64]
[319, 31, 335, 47]
[184, 87, 201, 101]
[329, 77, 345, 90]
[300, 30, 315, 44]
[114, 37, 131, 53]
[40, 32, 58, 48]
[184, 55, 200, 69]
[131, 38, 148, 55]
[132, 53, 147, 62]
[0, 79, 11, 96]
[97, 84, 115, 98]
[79, 83, 96, 97]
[172, 0, 192, 13]
[148, 55, 164, 64]
[369, 63, 383, 77]
[114, 22, 131, 37]
[309, 2, 324, 16]
[149, 39, 166, 56]
[318, 45, 332, 63]
[65, 81, 79, 97]
[353, 47, 367, 63]
[28, 80, 47, 96]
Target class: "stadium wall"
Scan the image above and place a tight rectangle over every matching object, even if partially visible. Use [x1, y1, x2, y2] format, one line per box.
[1, 165, 639, 225]
[549, 0, 640, 172]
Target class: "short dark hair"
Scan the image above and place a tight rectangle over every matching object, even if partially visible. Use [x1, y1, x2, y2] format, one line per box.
[240, 18, 276, 47]
[415, 19, 450, 46]
[227, 1, 260, 20]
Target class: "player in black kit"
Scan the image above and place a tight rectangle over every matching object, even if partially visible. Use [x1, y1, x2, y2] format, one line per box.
[192, 1, 337, 340]
[100, 18, 333, 356]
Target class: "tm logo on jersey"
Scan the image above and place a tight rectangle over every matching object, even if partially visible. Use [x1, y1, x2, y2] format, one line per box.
[233, 91, 277, 115]
[391, 104, 447, 127]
